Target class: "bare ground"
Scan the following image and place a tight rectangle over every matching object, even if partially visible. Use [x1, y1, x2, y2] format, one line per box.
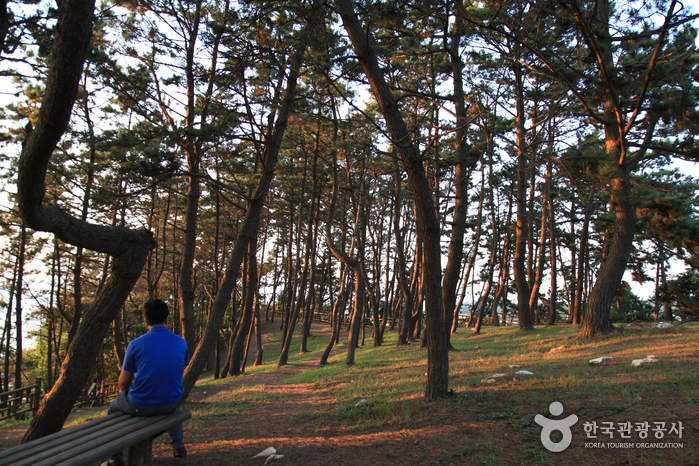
[1, 325, 697, 465]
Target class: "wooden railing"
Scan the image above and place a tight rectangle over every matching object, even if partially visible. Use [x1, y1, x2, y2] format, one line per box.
[77, 380, 120, 408]
[0, 378, 42, 421]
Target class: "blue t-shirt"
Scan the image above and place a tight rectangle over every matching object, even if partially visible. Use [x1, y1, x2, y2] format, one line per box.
[123, 326, 189, 406]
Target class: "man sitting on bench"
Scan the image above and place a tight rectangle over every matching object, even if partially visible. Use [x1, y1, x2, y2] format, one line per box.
[105, 299, 189, 465]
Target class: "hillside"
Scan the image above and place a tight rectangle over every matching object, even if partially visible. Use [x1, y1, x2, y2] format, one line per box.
[1, 321, 697, 465]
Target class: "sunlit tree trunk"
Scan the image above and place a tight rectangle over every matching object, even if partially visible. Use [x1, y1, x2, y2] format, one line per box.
[182, 0, 324, 398]
[336, 0, 449, 399]
[229, 239, 257, 376]
[442, 4, 478, 349]
[512, 58, 534, 331]
[546, 162, 558, 326]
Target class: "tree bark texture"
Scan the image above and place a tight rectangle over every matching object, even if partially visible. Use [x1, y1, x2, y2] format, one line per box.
[580, 174, 636, 336]
[229, 239, 257, 376]
[181, 0, 323, 399]
[18, 0, 159, 441]
[441, 4, 478, 347]
[512, 59, 534, 331]
[575, 0, 637, 337]
[335, 0, 449, 399]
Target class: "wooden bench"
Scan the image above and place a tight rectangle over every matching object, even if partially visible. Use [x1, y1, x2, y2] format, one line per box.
[0, 410, 191, 466]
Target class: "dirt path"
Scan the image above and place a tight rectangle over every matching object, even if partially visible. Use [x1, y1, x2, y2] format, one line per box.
[151, 329, 452, 466]
[153, 356, 472, 466]
[0, 327, 459, 466]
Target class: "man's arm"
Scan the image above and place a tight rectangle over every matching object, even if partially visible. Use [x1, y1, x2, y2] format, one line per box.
[118, 369, 134, 392]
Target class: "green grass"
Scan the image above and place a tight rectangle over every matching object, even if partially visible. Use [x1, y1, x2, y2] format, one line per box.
[257, 321, 699, 412]
[64, 409, 107, 427]
[248, 320, 698, 464]
[2, 320, 697, 464]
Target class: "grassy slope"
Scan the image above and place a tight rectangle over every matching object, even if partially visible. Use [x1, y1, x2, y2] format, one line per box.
[3, 321, 697, 464]
[190, 320, 698, 464]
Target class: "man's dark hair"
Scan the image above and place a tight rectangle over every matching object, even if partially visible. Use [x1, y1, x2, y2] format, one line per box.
[143, 299, 169, 325]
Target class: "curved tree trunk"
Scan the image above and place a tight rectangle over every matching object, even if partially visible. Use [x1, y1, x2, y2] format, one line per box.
[574, 0, 638, 338]
[580, 173, 636, 337]
[18, 0, 159, 441]
[323, 142, 366, 365]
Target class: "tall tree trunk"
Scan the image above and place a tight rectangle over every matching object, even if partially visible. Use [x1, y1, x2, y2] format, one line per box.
[67, 84, 100, 346]
[300, 144, 321, 354]
[177, 0, 208, 353]
[13, 224, 26, 390]
[178, 159, 200, 353]
[528, 186, 548, 323]
[580, 173, 635, 336]
[572, 185, 597, 324]
[546, 163, 558, 326]
[513, 60, 534, 331]
[2, 235, 19, 392]
[324, 144, 365, 365]
[320, 263, 350, 365]
[473, 232, 496, 335]
[181, 0, 324, 399]
[570, 0, 669, 337]
[491, 226, 512, 327]
[229, 239, 257, 376]
[659, 247, 673, 321]
[393, 159, 415, 346]
[45, 239, 58, 389]
[441, 5, 478, 348]
[452, 175, 486, 333]
[336, 0, 449, 399]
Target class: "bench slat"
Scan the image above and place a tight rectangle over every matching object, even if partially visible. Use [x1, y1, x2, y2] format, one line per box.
[0, 413, 132, 464]
[0, 413, 152, 465]
[0, 413, 126, 463]
[22, 416, 166, 466]
[0, 410, 190, 466]
[54, 411, 191, 466]
[34, 413, 189, 466]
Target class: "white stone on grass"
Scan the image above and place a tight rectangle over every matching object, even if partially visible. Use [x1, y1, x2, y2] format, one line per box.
[264, 454, 285, 464]
[481, 373, 509, 383]
[589, 356, 614, 365]
[253, 447, 277, 459]
[631, 357, 659, 367]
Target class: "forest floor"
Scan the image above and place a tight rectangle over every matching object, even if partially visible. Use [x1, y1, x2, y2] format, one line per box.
[1, 321, 698, 465]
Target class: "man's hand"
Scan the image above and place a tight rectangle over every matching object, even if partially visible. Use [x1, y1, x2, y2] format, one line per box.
[118, 369, 134, 392]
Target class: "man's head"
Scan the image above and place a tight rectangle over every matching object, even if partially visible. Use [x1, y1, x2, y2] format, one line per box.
[143, 299, 169, 326]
